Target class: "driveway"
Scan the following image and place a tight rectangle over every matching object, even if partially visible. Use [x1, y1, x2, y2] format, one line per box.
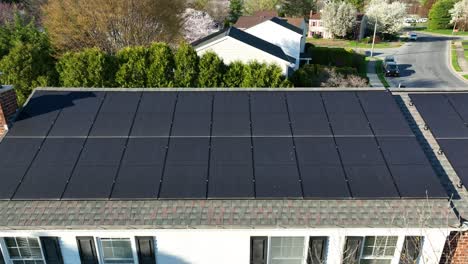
[368, 33, 467, 88]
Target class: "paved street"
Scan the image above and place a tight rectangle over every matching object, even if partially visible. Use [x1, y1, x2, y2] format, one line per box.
[370, 33, 467, 88]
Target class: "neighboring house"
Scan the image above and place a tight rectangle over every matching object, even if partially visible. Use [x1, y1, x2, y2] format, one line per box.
[0, 86, 467, 264]
[193, 27, 295, 75]
[308, 11, 332, 39]
[244, 17, 305, 68]
[308, 11, 367, 40]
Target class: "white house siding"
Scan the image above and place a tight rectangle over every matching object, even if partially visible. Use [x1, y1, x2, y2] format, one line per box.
[245, 20, 302, 69]
[195, 36, 291, 75]
[0, 228, 451, 264]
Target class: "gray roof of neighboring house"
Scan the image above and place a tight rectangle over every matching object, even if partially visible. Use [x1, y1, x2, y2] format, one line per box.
[0, 87, 466, 229]
[192, 27, 295, 63]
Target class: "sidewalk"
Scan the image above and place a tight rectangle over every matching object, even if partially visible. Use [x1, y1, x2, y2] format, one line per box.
[454, 41, 468, 72]
[366, 60, 385, 88]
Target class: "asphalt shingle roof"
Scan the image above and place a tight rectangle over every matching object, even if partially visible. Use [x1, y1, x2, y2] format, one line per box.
[0, 88, 466, 229]
[192, 27, 295, 63]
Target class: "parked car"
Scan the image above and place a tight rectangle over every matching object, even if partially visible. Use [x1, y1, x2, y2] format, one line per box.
[383, 56, 396, 67]
[384, 62, 400, 77]
[409, 33, 418, 41]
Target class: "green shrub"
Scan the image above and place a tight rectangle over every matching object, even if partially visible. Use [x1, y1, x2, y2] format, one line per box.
[306, 46, 366, 77]
[223, 61, 245, 87]
[198, 52, 224, 87]
[57, 48, 116, 87]
[242, 61, 286, 87]
[147, 42, 175, 87]
[428, 0, 455, 30]
[174, 42, 199, 87]
[115, 46, 148, 88]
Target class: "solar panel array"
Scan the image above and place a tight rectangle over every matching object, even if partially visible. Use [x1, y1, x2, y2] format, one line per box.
[0, 90, 446, 200]
[410, 93, 468, 189]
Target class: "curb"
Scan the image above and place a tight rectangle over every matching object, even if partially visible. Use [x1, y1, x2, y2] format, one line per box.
[447, 41, 468, 85]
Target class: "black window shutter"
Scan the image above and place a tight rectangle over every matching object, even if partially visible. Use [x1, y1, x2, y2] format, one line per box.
[250, 237, 268, 264]
[0, 246, 5, 264]
[40, 237, 64, 264]
[307, 237, 327, 264]
[400, 236, 423, 264]
[76, 237, 99, 264]
[342, 237, 363, 264]
[135, 237, 156, 264]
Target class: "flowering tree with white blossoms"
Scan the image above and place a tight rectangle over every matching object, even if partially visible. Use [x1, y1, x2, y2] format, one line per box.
[321, 0, 357, 38]
[365, 0, 407, 35]
[450, 0, 468, 31]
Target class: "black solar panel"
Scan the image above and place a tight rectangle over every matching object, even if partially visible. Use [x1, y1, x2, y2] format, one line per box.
[171, 93, 212, 137]
[438, 139, 468, 187]
[345, 166, 399, 198]
[301, 166, 350, 198]
[0, 138, 43, 199]
[48, 92, 104, 137]
[336, 138, 385, 165]
[328, 113, 372, 136]
[212, 93, 250, 137]
[0, 90, 450, 200]
[89, 92, 141, 137]
[62, 138, 126, 199]
[159, 138, 209, 198]
[14, 138, 85, 199]
[388, 165, 446, 198]
[208, 137, 254, 198]
[111, 138, 168, 199]
[447, 94, 468, 124]
[130, 92, 177, 137]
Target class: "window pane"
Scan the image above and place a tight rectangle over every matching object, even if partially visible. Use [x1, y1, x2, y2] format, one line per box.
[361, 260, 392, 264]
[8, 248, 21, 258]
[101, 238, 134, 264]
[400, 236, 423, 264]
[270, 237, 304, 264]
[12, 261, 24, 264]
[5, 238, 17, 247]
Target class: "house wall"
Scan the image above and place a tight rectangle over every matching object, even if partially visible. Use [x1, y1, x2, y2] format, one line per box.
[308, 19, 332, 39]
[195, 36, 291, 75]
[0, 86, 18, 136]
[245, 20, 302, 68]
[0, 228, 451, 264]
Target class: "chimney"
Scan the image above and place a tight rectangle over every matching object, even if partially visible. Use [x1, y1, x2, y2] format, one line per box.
[0, 85, 18, 136]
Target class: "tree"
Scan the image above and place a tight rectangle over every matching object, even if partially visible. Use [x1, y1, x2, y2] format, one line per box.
[223, 61, 245, 87]
[242, 61, 286, 87]
[57, 48, 116, 87]
[243, 0, 281, 15]
[0, 14, 56, 105]
[197, 52, 224, 87]
[366, 0, 407, 36]
[174, 42, 199, 87]
[449, 0, 468, 31]
[322, 0, 357, 38]
[281, 0, 316, 17]
[428, 0, 456, 29]
[42, 0, 185, 53]
[147, 43, 175, 87]
[344, 0, 365, 11]
[115, 46, 148, 88]
[228, 0, 244, 24]
[182, 8, 219, 43]
[0, 42, 56, 105]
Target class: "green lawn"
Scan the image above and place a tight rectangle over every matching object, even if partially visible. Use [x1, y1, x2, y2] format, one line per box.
[307, 38, 403, 49]
[411, 27, 468, 36]
[451, 45, 462, 72]
[463, 74, 468, 79]
[375, 60, 390, 88]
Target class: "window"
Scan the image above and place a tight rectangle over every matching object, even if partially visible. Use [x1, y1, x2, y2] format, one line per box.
[4, 237, 45, 264]
[307, 237, 327, 264]
[312, 22, 316, 27]
[400, 237, 423, 264]
[361, 236, 398, 264]
[100, 238, 134, 264]
[270, 237, 305, 264]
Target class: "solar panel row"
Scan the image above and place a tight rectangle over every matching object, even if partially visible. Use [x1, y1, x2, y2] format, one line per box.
[0, 91, 447, 200]
[410, 93, 468, 190]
